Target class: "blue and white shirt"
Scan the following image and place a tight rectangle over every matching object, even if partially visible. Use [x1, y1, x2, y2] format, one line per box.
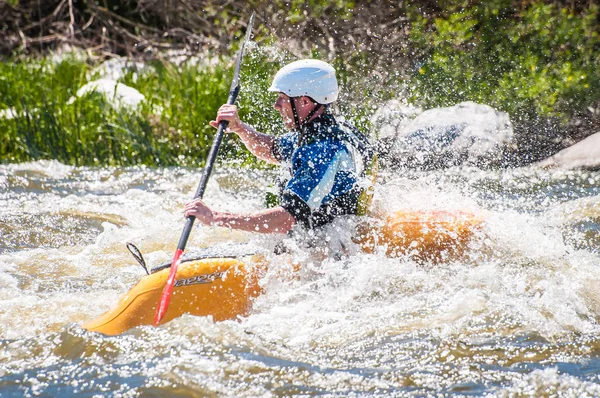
[272, 113, 372, 229]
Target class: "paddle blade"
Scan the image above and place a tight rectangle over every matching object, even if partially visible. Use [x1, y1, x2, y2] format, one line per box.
[153, 248, 184, 325]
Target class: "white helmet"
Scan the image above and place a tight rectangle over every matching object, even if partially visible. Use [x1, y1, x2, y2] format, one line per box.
[268, 59, 339, 104]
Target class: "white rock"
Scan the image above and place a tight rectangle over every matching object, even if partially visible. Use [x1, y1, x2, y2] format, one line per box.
[370, 100, 423, 140]
[377, 101, 514, 168]
[67, 78, 145, 109]
[537, 132, 600, 170]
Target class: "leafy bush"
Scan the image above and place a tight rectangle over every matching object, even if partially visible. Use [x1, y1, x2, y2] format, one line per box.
[408, 1, 600, 122]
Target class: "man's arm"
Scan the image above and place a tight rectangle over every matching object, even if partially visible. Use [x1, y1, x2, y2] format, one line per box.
[210, 104, 279, 164]
[231, 122, 280, 164]
[184, 199, 296, 234]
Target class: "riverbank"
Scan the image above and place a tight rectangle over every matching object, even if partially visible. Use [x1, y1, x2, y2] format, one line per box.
[1, 1, 599, 167]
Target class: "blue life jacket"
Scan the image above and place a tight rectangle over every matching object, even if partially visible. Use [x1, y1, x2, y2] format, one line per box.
[272, 112, 374, 228]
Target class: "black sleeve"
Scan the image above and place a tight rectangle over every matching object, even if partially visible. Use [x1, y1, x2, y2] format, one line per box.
[279, 190, 311, 228]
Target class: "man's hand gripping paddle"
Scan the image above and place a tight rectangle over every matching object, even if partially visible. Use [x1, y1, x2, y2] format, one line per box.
[154, 13, 255, 326]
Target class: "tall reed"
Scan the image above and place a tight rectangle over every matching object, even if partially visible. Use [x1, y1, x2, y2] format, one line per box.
[0, 53, 277, 166]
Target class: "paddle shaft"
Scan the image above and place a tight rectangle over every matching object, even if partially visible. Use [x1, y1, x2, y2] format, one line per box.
[177, 86, 239, 251]
[154, 13, 254, 326]
[154, 89, 240, 326]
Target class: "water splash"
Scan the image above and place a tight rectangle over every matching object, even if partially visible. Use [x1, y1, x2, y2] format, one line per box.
[1, 160, 599, 396]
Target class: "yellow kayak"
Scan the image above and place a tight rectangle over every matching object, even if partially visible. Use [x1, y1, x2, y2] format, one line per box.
[355, 209, 481, 261]
[83, 210, 482, 335]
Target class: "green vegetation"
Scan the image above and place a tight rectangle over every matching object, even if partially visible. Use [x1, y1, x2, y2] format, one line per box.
[0, 48, 375, 166]
[1, 0, 599, 166]
[408, 1, 600, 122]
[0, 52, 283, 166]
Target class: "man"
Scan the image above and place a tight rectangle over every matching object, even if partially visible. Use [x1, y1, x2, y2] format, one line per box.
[184, 59, 373, 235]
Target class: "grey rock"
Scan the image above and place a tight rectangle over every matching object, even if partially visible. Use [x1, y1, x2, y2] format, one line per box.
[536, 131, 600, 170]
[370, 100, 423, 140]
[66, 78, 145, 109]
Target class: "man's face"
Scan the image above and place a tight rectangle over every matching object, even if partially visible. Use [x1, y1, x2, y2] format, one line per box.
[273, 92, 295, 130]
[274, 93, 318, 131]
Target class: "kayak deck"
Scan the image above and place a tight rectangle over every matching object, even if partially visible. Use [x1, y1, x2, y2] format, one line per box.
[83, 210, 482, 335]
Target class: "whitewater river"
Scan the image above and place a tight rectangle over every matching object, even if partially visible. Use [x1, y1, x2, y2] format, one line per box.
[1, 159, 599, 397]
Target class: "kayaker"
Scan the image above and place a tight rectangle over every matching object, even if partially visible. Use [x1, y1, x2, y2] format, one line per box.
[184, 59, 374, 235]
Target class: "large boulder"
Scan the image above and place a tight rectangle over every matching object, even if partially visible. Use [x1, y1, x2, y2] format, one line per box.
[370, 99, 423, 140]
[373, 101, 514, 169]
[536, 132, 600, 170]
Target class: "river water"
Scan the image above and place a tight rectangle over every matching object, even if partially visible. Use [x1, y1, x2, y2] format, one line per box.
[1, 159, 599, 397]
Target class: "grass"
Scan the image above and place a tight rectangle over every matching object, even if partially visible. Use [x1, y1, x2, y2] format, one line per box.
[0, 47, 380, 167]
[0, 51, 276, 166]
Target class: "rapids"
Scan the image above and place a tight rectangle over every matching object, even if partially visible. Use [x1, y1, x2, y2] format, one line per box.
[1, 160, 600, 396]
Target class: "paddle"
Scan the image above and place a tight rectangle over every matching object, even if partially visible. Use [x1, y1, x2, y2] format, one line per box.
[154, 13, 255, 326]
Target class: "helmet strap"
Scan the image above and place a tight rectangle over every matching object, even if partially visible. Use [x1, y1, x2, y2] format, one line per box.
[289, 96, 302, 132]
[303, 102, 323, 126]
[290, 97, 324, 146]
